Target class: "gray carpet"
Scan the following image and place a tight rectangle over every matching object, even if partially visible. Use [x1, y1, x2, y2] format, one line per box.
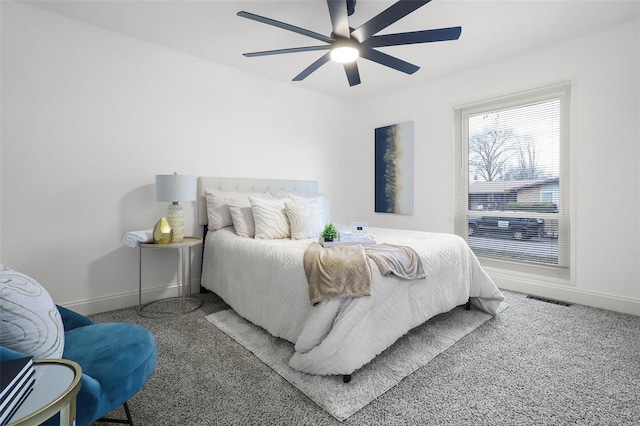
[89, 290, 640, 426]
[205, 304, 506, 421]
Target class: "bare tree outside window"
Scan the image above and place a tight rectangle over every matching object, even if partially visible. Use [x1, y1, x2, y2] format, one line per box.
[505, 135, 548, 181]
[469, 114, 550, 183]
[468, 116, 514, 182]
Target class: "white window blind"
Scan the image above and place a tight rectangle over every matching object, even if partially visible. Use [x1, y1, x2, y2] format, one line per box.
[454, 84, 571, 277]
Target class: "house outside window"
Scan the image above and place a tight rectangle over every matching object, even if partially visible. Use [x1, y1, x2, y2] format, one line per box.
[454, 84, 571, 280]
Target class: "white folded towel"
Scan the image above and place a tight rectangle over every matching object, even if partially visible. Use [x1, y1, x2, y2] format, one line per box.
[124, 230, 153, 247]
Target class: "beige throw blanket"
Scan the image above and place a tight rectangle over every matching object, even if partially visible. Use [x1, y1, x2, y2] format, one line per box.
[364, 243, 426, 281]
[303, 243, 372, 305]
[303, 242, 426, 305]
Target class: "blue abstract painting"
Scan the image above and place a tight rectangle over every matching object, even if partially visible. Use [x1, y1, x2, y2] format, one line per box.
[375, 121, 414, 214]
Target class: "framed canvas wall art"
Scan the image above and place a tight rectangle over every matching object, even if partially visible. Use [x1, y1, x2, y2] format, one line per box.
[374, 121, 414, 214]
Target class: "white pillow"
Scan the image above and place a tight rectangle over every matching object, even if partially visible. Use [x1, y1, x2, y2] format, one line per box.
[0, 267, 65, 359]
[204, 190, 233, 231]
[271, 192, 331, 224]
[228, 199, 255, 238]
[250, 197, 290, 239]
[205, 190, 272, 231]
[285, 195, 328, 240]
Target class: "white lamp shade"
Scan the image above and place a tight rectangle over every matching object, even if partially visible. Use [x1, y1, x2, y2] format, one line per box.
[155, 174, 197, 202]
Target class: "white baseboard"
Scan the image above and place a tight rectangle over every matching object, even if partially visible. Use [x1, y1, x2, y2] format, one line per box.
[60, 275, 639, 317]
[62, 280, 202, 316]
[488, 269, 639, 316]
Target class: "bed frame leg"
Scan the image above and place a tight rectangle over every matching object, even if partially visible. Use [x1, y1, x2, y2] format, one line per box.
[465, 299, 471, 310]
[343, 374, 352, 384]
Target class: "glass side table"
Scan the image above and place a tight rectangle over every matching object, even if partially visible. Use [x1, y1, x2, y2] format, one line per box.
[138, 236, 203, 318]
[7, 359, 82, 426]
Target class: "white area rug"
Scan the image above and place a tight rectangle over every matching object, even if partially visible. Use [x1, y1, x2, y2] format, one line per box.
[206, 303, 506, 421]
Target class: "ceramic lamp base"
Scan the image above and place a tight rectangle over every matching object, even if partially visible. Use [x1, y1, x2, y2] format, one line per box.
[166, 203, 184, 243]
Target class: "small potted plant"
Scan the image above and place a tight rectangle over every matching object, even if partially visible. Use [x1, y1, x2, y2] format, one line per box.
[321, 223, 339, 243]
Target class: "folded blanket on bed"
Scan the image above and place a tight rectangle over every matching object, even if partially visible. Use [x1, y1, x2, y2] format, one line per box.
[364, 243, 426, 280]
[303, 242, 427, 304]
[303, 242, 372, 305]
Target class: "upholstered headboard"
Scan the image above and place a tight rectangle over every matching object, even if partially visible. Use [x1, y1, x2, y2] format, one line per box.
[198, 177, 318, 226]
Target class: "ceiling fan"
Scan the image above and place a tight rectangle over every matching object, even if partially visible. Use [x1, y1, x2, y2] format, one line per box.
[237, 0, 462, 87]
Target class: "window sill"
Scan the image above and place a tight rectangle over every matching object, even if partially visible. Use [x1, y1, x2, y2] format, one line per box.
[478, 256, 573, 286]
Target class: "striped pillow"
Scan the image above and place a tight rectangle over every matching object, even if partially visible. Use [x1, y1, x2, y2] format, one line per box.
[271, 192, 330, 224]
[250, 197, 290, 239]
[204, 190, 273, 232]
[285, 195, 327, 240]
[228, 199, 255, 238]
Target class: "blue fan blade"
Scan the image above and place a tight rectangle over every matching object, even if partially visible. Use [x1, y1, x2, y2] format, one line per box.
[344, 61, 361, 86]
[360, 48, 420, 74]
[238, 11, 333, 44]
[293, 53, 332, 81]
[243, 45, 331, 57]
[362, 27, 462, 48]
[327, 0, 350, 39]
[351, 0, 431, 42]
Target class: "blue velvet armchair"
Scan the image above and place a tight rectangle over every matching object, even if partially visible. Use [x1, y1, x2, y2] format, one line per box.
[0, 305, 157, 426]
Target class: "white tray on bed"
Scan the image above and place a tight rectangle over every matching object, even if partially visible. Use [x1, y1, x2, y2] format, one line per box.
[319, 236, 376, 247]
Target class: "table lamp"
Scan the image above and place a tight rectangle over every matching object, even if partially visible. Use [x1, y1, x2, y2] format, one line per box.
[155, 173, 197, 243]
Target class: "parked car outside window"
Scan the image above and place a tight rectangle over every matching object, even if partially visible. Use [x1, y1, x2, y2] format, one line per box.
[468, 216, 544, 240]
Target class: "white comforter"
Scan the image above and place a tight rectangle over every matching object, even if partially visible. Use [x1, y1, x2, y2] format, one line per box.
[201, 226, 504, 376]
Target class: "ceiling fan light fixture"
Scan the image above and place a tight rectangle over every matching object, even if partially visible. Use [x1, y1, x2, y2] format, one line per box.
[239, 1, 462, 86]
[330, 40, 359, 63]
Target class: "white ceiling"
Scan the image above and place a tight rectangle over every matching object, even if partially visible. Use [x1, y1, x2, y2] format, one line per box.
[20, 0, 640, 102]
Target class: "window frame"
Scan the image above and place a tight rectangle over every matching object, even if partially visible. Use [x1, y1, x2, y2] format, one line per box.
[454, 83, 573, 283]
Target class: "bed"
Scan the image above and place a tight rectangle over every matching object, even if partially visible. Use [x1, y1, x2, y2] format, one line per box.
[198, 177, 504, 379]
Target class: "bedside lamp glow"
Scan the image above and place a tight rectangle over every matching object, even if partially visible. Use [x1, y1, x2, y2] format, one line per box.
[155, 173, 197, 243]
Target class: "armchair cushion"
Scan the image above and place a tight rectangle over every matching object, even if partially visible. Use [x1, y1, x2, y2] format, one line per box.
[57, 304, 94, 331]
[62, 322, 157, 423]
[69, 373, 101, 426]
[0, 346, 29, 362]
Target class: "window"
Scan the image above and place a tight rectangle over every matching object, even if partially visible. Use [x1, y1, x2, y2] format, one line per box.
[454, 84, 571, 279]
[541, 191, 553, 203]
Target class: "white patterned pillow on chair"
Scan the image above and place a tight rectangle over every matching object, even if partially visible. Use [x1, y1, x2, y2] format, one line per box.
[0, 267, 64, 359]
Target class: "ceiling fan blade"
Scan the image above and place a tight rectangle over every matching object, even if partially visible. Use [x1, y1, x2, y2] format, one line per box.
[343, 62, 361, 86]
[360, 48, 420, 74]
[238, 11, 333, 44]
[351, 0, 431, 42]
[293, 52, 332, 81]
[362, 27, 462, 48]
[326, 0, 350, 39]
[243, 45, 330, 57]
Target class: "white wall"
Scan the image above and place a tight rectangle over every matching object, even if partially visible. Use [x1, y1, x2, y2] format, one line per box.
[0, 1, 355, 313]
[337, 19, 640, 314]
[2, 2, 638, 315]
